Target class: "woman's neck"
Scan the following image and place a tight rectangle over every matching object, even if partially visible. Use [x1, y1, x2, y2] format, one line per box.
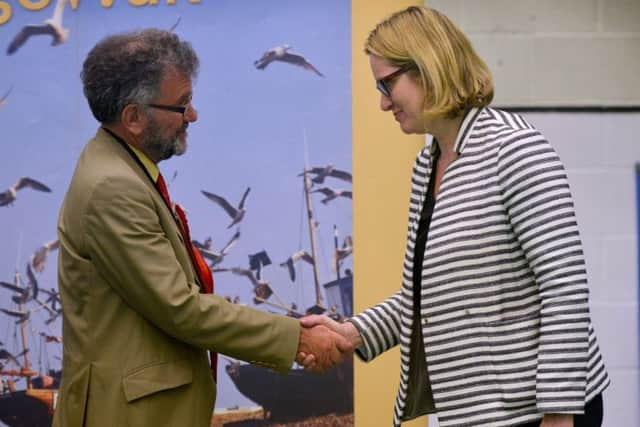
[430, 113, 465, 157]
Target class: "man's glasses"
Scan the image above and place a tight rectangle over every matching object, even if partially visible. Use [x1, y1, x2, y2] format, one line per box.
[146, 102, 194, 118]
[376, 64, 416, 97]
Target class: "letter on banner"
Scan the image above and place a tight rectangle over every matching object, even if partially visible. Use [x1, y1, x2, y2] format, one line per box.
[18, 0, 50, 11]
[0, 1, 10, 25]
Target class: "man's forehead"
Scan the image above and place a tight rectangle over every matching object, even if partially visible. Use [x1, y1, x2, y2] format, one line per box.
[158, 71, 192, 99]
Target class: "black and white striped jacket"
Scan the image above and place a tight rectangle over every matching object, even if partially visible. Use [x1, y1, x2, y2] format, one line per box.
[351, 107, 609, 427]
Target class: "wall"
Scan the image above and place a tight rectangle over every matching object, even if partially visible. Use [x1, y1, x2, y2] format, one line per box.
[428, 0, 640, 107]
[352, 1, 424, 426]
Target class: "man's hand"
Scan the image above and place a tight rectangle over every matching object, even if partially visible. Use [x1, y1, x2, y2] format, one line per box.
[296, 323, 353, 373]
[296, 315, 362, 371]
[540, 414, 574, 427]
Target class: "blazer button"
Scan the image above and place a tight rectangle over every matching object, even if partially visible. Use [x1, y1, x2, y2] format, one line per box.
[422, 318, 428, 326]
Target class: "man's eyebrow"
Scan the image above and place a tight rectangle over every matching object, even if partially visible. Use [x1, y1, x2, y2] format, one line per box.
[176, 93, 192, 104]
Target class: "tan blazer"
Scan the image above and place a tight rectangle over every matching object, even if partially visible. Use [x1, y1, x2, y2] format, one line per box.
[53, 128, 299, 427]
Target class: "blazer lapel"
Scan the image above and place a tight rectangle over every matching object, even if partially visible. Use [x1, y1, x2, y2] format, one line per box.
[95, 129, 198, 283]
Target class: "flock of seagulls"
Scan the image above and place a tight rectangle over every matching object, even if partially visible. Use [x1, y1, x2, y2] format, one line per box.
[1, 1, 341, 379]
[0, 174, 60, 371]
[0, 260, 62, 327]
[195, 163, 353, 313]
[301, 165, 352, 204]
[2, 0, 342, 319]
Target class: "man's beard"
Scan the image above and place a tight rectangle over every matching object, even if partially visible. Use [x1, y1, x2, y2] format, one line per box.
[142, 116, 187, 162]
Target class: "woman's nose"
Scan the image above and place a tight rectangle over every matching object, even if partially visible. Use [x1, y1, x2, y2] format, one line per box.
[380, 93, 392, 111]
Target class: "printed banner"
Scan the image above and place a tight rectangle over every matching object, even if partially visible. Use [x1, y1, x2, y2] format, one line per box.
[0, 1, 353, 425]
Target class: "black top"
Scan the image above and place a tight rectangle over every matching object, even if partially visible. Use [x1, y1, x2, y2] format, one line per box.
[412, 152, 439, 313]
[402, 149, 439, 421]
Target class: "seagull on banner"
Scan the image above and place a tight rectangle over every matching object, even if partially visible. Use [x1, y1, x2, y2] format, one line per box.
[0, 308, 30, 324]
[299, 165, 352, 185]
[40, 333, 62, 344]
[254, 44, 324, 77]
[280, 250, 314, 282]
[192, 230, 240, 267]
[30, 239, 60, 273]
[0, 177, 52, 207]
[6, 0, 70, 55]
[311, 187, 352, 205]
[201, 187, 250, 229]
[0, 86, 12, 109]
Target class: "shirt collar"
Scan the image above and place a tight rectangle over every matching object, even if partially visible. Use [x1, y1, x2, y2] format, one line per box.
[128, 144, 159, 182]
[429, 107, 483, 155]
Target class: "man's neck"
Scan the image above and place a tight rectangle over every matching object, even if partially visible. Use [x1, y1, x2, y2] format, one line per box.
[103, 123, 158, 164]
[102, 124, 160, 181]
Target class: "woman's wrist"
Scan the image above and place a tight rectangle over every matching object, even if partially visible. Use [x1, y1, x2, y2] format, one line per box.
[341, 319, 364, 349]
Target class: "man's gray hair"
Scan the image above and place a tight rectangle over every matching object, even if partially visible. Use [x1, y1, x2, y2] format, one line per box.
[81, 29, 199, 124]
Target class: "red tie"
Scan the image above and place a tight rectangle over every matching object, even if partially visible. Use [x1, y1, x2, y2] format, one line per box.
[156, 174, 218, 378]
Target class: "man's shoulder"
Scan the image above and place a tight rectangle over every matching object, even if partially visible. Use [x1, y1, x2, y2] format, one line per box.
[68, 132, 147, 204]
[82, 131, 141, 179]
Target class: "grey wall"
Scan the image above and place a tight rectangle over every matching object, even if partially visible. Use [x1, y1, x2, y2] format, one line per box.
[429, 0, 640, 106]
[425, 1, 639, 426]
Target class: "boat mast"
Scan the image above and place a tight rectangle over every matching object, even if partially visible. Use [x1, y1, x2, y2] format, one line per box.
[302, 170, 324, 308]
[15, 234, 33, 389]
[16, 270, 32, 389]
[302, 129, 324, 311]
[333, 225, 341, 280]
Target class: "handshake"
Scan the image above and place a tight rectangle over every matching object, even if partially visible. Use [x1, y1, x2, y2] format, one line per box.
[295, 315, 363, 373]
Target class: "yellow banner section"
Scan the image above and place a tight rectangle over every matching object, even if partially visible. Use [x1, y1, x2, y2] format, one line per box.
[352, 0, 425, 426]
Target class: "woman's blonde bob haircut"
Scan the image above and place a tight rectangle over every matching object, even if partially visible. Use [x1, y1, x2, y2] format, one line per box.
[365, 6, 493, 119]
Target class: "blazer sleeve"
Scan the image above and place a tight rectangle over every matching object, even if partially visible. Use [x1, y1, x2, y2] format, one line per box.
[497, 129, 589, 413]
[349, 291, 403, 361]
[83, 174, 299, 373]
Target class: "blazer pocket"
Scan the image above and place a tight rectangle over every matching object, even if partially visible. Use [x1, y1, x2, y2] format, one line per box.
[122, 359, 192, 403]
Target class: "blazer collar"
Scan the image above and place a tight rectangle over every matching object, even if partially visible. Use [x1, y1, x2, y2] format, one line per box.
[428, 107, 483, 156]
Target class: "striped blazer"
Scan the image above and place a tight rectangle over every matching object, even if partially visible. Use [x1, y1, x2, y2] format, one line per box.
[350, 107, 609, 427]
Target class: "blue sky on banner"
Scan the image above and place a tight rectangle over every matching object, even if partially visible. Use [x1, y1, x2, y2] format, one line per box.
[0, 0, 351, 409]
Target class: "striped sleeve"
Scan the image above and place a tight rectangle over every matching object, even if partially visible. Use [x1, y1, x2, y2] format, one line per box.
[349, 291, 403, 361]
[497, 129, 589, 414]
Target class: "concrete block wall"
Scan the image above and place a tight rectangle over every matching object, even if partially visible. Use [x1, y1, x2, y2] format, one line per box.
[422, 1, 640, 426]
[525, 112, 640, 427]
[427, 0, 640, 106]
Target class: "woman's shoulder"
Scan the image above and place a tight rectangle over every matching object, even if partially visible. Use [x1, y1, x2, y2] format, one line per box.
[471, 107, 549, 150]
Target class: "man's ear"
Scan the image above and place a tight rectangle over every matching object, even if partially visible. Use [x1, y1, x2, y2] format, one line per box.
[121, 104, 147, 137]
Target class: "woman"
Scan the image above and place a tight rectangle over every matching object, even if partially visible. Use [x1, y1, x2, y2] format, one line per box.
[301, 6, 609, 427]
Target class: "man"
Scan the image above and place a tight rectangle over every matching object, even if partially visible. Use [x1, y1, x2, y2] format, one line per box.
[54, 29, 350, 427]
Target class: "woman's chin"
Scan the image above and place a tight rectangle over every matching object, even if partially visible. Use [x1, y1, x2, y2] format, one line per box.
[398, 121, 423, 135]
